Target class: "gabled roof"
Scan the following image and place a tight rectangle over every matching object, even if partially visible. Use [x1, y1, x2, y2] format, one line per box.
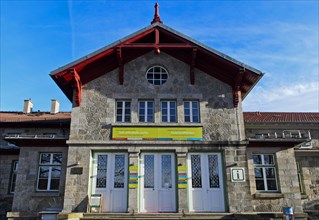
[244, 112, 319, 123]
[51, 20, 263, 107]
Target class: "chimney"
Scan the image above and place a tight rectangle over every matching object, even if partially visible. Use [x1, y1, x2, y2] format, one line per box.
[50, 99, 60, 114]
[23, 99, 33, 114]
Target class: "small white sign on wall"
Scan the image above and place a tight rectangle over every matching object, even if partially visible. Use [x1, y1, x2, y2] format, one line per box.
[230, 167, 245, 182]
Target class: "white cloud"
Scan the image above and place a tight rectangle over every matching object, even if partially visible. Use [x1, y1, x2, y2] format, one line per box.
[243, 82, 319, 112]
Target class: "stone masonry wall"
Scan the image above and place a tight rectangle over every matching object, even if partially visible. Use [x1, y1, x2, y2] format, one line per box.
[0, 154, 18, 220]
[247, 147, 303, 213]
[11, 147, 68, 214]
[69, 51, 244, 142]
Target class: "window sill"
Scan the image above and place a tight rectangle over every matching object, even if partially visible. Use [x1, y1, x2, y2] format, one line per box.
[254, 193, 284, 199]
[301, 194, 308, 199]
[31, 192, 60, 197]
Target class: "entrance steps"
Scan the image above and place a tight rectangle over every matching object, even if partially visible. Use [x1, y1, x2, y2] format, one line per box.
[81, 213, 235, 220]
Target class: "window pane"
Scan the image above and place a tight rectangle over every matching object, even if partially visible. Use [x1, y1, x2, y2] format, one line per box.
[253, 155, 262, 164]
[124, 116, 130, 122]
[53, 154, 62, 165]
[148, 102, 153, 108]
[191, 155, 202, 188]
[162, 102, 167, 108]
[51, 167, 61, 178]
[184, 102, 190, 109]
[125, 102, 130, 108]
[40, 153, 51, 164]
[162, 115, 168, 122]
[170, 115, 176, 122]
[39, 167, 50, 178]
[114, 155, 125, 188]
[185, 116, 190, 122]
[265, 168, 276, 178]
[254, 168, 263, 178]
[38, 179, 48, 190]
[144, 155, 154, 188]
[208, 155, 220, 188]
[256, 180, 265, 190]
[264, 155, 274, 165]
[267, 180, 277, 190]
[96, 155, 107, 188]
[162, 155, 172, 188]
[50, 179, 60, 190]
[193, 116, 199, 123]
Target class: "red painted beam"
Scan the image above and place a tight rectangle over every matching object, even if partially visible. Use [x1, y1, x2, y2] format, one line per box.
[117, 47, 124, 84]
[190, 48, 197, 84]
[121, 43, 194, 48]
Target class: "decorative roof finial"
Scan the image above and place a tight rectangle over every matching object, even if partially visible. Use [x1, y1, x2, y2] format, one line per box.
[151, 3, 163, 24]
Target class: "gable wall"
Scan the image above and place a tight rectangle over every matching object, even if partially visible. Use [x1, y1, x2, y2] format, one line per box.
[70, 51, 244, 142]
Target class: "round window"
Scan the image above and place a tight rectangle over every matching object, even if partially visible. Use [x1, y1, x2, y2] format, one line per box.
[145, 66, 168, 85]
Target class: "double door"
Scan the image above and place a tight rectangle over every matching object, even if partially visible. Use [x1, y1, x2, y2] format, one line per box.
[140, 153, 176, 212]
[188, 153, 225, 212]
[92, 153, 128, 212]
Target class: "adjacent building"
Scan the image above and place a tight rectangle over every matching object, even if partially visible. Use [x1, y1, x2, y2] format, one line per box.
[1, 5, 318, 220]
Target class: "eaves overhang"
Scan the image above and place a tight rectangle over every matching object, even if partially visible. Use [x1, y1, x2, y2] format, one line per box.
[247, 138, 310, 148]
[51, 23, 264, 105]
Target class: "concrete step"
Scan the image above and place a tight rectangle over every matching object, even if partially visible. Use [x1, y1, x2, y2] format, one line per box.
[81, 213, 235, 220]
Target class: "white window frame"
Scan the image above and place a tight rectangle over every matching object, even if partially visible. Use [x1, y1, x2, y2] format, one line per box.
[253, 154, 278, 192]
[116, 100, 131, 122]
[37, 153, 62, 191]
[9, 160, 18, 194]
[184, 101, 200, 123]
[161, 100, 177, 122]
[145, 66, 168, 85]
[138, 100, 154, 122]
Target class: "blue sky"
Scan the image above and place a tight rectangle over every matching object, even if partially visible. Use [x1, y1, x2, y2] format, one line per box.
[1, 0, 318, 112]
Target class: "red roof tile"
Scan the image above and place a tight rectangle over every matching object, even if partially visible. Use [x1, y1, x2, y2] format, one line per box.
[244, 112, 319, 123]
[0, 112, 71, 123]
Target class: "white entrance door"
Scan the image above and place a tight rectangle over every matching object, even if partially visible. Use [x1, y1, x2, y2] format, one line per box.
[188, 153, 225, 212]
[92, 153, 128, 212]
[140, 153, 176, 212]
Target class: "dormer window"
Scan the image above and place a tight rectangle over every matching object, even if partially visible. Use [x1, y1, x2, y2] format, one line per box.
[146, 66, 168, 85]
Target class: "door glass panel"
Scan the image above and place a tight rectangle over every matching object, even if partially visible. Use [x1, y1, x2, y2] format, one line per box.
[144, 155, 154, 188]
[191, 155, 202, 188]
[208, 155, 220, 188]
[96, 155, 108, 188]
[114, 155, 125, 188]
[161, 155, 172, 188]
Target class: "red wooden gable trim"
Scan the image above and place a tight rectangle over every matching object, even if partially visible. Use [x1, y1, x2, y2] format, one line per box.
[51, 23, 262, 105]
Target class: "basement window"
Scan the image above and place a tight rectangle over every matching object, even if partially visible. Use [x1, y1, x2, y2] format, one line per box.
[146, 66, 168, 85]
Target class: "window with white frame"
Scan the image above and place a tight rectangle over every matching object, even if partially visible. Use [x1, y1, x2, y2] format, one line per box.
[145, 66, 168, 85]
[9, 161, 18, 194]
[253, 154, 278, 191]
[161, 101, 176, 122]
[116, 100, 131, 122]
[139, 100, 154, 122]
[184, 101, 200, 123]
[37, 153, 62, 191]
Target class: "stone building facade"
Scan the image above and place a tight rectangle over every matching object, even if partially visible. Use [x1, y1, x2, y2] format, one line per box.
[1, 6, 318, 220]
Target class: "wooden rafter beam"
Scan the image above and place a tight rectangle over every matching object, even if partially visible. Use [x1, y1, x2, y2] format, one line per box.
[117, 47, 124, 84]
[64, 68, 82, 107]
[232, 69, 245, 108]
[190, 48, 197, 84]
[121, 43, 194, 49]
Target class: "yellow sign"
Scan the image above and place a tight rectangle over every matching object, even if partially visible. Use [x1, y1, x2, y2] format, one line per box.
[112, 127, 202, 141]
[129, 165, 138, 188]
[178, 165, 187, 188]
